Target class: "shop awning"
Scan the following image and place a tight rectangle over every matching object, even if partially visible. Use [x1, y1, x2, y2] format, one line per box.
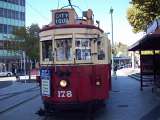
[128, 33, 160, 51]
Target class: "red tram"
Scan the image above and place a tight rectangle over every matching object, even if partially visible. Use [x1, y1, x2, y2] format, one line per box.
[39, 8, 111, 111]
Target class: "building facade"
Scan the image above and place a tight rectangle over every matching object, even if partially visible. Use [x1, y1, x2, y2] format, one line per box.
[0, 0, 25, 72]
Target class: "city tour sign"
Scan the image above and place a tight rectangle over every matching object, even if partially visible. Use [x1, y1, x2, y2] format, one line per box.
[55, 12, 69, 25]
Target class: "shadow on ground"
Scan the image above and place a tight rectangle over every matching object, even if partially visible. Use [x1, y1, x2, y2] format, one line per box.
[43, 106, 106, 120]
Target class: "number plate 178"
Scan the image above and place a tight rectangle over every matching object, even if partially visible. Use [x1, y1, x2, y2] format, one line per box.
[57, 91, 72, 98]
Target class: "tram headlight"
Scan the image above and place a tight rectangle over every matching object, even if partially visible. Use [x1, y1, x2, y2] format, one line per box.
[96, 81, 101, 86]
[60, 80, 67, 88]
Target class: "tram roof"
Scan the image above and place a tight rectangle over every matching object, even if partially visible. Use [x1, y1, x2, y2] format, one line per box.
[40, 24, 104, 33]
[128, 33, 160, 51]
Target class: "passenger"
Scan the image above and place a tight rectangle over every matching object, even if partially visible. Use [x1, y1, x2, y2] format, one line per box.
[56, 41, 65, 61]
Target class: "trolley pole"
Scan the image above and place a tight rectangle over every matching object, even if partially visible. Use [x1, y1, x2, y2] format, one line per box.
[110, 7, 114, 71]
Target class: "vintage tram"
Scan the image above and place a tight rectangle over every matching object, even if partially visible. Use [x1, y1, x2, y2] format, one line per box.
[39, 8, 111, 111]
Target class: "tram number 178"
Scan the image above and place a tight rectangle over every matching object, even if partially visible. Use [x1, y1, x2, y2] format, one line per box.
[57, 91, 72, 98]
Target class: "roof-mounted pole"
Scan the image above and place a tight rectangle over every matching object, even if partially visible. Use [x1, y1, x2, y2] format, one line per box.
[68, 0, 73, 9]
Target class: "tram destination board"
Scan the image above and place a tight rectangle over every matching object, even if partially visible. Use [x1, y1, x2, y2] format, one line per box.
[40, 69, 51, 96]
[55, 12, 69, 25]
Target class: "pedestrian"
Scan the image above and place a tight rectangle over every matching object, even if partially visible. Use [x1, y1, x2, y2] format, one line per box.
[113, 64, 118, 79]
[16, 74, 20, 81]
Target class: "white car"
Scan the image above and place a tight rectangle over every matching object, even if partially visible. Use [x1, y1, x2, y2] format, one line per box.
[0, 71, 13, 77]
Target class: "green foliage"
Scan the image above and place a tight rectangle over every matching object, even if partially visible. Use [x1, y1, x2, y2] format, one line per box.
[114, 42, 128, 57]
[127, 0, 160, 33]
[12, 24, 40, 60]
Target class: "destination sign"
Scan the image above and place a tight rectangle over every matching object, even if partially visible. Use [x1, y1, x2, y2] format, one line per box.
[40, 69, 51, 96]
[55, 12, 69, 25]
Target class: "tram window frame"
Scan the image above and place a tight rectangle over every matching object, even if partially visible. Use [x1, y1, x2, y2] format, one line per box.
[55, 38, 72, 61]
[42, 40, 53, 61]
[97, 40, 105, 60]
[75, 38, 91, 61]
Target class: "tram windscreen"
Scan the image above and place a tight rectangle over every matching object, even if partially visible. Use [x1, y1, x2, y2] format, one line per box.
[75, 39, 91, 60]
[42, 40, 53, 61]
[55, 39, 72, 61]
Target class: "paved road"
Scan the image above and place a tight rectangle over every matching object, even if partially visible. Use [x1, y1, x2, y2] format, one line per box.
[0, 81, 12, 89]
[0, 71, 160, 120]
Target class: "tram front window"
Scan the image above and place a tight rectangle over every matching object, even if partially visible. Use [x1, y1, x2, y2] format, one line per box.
[42, 40, 53, 61]
[75, 39, 91, 60]
[55, 39, 72, 61]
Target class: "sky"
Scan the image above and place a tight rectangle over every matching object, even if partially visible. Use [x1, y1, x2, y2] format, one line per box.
[26, 0, 145, 46]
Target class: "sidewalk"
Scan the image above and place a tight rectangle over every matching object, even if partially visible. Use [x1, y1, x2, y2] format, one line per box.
[111, 68, 140, 76]
[0, 75, 36, 82]
[106, 74, 160, 120]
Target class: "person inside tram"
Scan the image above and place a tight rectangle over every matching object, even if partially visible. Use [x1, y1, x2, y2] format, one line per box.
[56, 39, 72, 61]
[56, 41, 65, 61]
[64, 40, 72, 60]
[76, 49, 81, 60]
[98, 48, 105, 60]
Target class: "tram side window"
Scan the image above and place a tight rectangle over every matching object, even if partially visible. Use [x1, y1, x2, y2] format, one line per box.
[75, 39, 91, 60]
[55, 39, 72, 61]
[42, 40, 52, 61]
[97, 40, 105, 60]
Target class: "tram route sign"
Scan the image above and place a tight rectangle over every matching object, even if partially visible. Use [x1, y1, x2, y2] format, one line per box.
[55, 12, 69, 25]
[40, 69, 51, 96]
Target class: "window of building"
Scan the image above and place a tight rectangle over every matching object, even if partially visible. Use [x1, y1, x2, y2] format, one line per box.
[21, 12, 25, 21]
[42, 40, 53, 61]
[0, 7, 24, 21]
[21, 0, 25, 6]
[7, 25, 12, 34]
[3, 9, 7, 18]
[15, 11, 19, 19]
[75, 39, 91, 60]
[0, 24, 3, 33]
[0, 24, 17, 34]
[1, 0, 23, 6]
[0, 8, 3, 17]
[11, 10, 15, 19]
[55, 39, 72, 61]
[3, 24, 7, 34]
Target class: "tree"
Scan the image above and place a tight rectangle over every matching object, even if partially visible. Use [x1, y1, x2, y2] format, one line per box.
[13, 24, 40, 61]
[114, 42, 128, 57]
[127, 0, 160, 33]
[12, 24, 40, 78]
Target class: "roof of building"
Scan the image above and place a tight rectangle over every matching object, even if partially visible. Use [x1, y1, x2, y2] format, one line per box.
[40, 24, 104, 33]
[128, 33, 160, 51]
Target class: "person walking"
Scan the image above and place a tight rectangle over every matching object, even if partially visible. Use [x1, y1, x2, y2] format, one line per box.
[113, 64, 118, 79]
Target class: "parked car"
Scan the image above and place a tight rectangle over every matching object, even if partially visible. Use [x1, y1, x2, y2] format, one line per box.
[0, 71, 13, 77]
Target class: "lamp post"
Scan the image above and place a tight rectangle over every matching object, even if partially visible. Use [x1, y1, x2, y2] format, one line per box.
[110, 7, 114, 71]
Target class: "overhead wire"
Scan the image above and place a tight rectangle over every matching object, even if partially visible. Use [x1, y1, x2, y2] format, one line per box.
[26, 1, 48, 21]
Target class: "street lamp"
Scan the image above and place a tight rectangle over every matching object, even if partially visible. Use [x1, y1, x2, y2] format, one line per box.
[110, 7, 114, 71]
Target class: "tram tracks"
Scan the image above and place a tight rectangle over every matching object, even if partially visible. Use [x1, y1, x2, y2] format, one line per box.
[0, 86, 39, 101]
[0, 86, 40, 114]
